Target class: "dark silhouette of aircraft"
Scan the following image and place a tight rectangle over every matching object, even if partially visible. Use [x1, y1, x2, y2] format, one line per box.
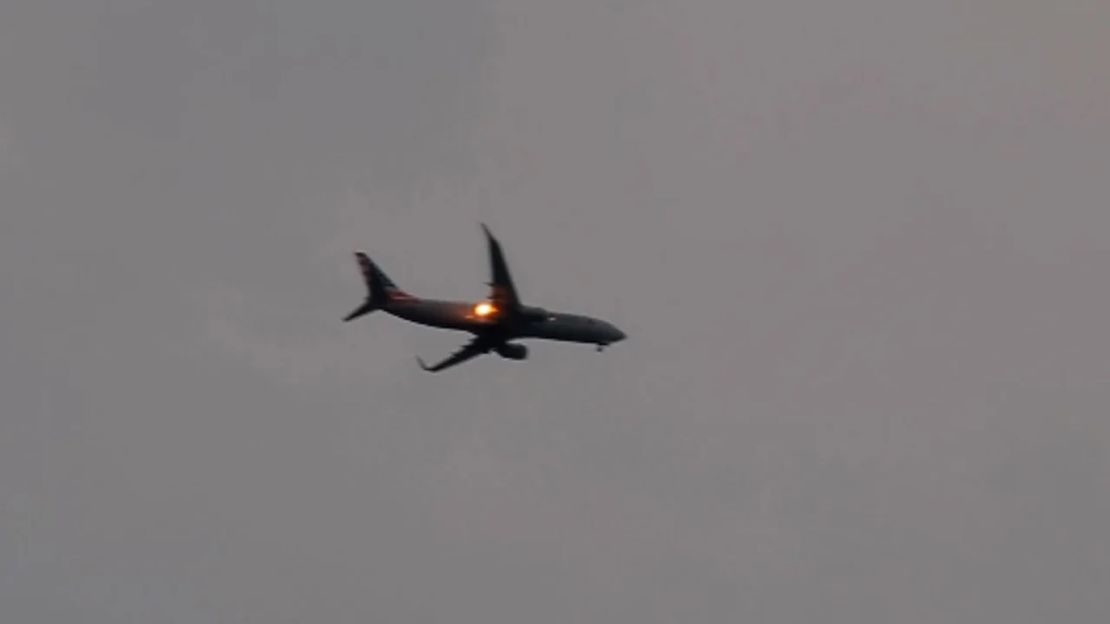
[343, 224, 626, 372]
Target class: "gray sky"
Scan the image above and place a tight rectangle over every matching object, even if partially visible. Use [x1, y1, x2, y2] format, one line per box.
[3, 1, 1109, 622]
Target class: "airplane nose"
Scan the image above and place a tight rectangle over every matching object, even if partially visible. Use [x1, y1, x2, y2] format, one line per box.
[610, 325, 626, 342]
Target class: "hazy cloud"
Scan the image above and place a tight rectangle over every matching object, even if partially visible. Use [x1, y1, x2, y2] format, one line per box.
[3, 1, 1109, 623]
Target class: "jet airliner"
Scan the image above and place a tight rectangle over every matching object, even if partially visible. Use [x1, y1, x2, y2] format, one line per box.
[343, 224, 626, 372]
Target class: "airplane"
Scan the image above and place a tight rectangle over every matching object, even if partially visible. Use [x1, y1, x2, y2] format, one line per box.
[343, 224, 626, 372]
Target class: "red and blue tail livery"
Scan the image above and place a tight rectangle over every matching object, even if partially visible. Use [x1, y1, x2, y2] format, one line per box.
[353, 252, 418, 304]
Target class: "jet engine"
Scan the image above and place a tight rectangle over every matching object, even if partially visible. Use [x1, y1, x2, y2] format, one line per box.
[495, 343, 529, 360]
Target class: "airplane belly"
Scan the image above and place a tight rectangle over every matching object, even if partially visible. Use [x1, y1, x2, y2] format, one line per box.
[525, 321, 589, 343]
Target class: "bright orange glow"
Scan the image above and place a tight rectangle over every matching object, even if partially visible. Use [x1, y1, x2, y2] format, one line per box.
[474, 302, 496, 317]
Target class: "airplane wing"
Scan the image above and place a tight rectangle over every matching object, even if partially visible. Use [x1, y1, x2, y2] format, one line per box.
[416, 336, 492, 373]
[482, 224, 521, 311]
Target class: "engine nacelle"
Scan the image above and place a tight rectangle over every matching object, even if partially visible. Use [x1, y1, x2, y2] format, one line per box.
[495, 343, 529, 360]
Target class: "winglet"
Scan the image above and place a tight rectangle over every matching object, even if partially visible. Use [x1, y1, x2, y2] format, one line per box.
[415, 356, 433, 372]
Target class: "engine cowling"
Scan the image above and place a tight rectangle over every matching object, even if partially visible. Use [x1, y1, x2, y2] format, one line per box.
[495, 343, 529, 360]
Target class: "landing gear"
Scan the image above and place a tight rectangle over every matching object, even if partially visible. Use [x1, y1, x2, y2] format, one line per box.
[596, 344, 606, 352]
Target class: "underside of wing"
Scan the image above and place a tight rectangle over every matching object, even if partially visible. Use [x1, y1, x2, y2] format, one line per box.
[416, 336, 492, 372]
[482, 224, 521, 311]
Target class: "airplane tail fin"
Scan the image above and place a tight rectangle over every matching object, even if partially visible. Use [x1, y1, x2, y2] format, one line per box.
[343, 252, 413, 321]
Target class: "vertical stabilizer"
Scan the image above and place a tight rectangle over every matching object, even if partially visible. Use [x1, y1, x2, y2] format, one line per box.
[344, 252, 414, 321]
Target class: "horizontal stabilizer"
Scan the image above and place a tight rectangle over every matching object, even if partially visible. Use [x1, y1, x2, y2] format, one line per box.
[343, 300, 377, 322]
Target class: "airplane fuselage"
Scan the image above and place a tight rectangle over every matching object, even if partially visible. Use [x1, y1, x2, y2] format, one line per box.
[382, 298, 625, 346]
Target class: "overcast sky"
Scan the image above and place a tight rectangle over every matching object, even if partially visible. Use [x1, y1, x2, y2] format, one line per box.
[2, 2, 1109, 622]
